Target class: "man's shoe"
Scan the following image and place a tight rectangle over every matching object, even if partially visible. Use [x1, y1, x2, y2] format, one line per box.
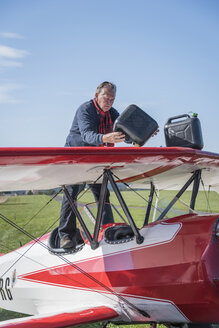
[60, 236, 75, 249]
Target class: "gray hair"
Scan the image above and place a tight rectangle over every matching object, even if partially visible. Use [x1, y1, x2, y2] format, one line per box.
[96, 81, 117, 95]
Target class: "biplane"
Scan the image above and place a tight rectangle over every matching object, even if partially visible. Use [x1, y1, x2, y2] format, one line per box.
[0, 146, 219, 328]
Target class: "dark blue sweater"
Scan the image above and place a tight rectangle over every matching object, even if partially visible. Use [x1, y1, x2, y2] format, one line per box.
[65, 100, 120, 147]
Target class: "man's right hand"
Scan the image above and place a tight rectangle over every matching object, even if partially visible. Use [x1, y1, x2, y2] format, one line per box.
[102, 131, 126, 144]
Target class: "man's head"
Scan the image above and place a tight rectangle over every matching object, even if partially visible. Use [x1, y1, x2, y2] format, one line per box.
[95, 81, 116, 112]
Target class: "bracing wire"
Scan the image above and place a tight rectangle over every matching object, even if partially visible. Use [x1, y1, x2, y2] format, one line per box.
[111, 172, 164, 216]
[22, 189, 63, 227]
[0, 212, 60, 278]
[200, 178, 212, 213]
[111, 172, 201, 219]
[77, 173, 104, 201]
[0, 242, 53, 270]
[207, 185, 211, 212]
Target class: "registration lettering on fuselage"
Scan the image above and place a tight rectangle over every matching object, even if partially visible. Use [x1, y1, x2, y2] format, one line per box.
[0, 277, 13, 301]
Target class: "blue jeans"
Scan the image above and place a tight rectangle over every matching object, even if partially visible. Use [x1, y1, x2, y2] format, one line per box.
[58, 184, 114, 239]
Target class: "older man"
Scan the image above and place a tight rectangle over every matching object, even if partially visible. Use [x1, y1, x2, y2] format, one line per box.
[59, 82, 125, 248]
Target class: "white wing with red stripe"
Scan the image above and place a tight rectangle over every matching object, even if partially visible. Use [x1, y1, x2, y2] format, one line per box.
[0, 147, 219, 192]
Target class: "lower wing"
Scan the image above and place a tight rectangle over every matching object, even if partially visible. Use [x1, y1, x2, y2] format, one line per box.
[0, 306, 118, 328]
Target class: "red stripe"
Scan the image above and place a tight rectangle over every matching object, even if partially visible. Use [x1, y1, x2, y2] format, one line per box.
[0, 306, 118, 328]
[0, 147, 213, 166]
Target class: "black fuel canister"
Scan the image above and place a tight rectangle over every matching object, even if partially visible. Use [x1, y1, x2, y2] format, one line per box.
[164, 113, 204, 150]
[114, 104, 159, 147]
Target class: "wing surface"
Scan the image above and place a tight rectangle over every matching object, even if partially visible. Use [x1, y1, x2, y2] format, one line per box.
[0, 147, 219, 192]
[0, 306, 118, 328]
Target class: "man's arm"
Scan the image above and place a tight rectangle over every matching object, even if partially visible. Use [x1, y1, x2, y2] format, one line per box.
[77, 105, 125, 146]
[77, 106, 103, 145]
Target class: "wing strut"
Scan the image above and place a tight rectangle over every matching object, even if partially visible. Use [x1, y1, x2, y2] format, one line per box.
[62, 185, 95, 247]
[157, 169, 202, 221]
[93, 170, 109, 247]
[190, 169, 201, 211]
[143, 181, 155, 226]
[106, 169, 144, 244]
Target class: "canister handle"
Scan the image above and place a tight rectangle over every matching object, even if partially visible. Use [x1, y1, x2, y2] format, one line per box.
[166, 114, 190, 124]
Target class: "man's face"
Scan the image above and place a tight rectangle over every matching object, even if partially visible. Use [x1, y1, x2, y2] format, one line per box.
[95, 88, 115, 112]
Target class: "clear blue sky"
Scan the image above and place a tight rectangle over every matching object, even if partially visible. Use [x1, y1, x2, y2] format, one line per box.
[0, 0, 218, 152]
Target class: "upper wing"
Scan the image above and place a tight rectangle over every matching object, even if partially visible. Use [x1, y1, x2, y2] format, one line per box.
[0, 146, 219, 192]
[0, 306, 118, 328]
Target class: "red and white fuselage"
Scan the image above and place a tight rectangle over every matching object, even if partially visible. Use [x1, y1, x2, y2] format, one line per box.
[1, 213, 219, 325]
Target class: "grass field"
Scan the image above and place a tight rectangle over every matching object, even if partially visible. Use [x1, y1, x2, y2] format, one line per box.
[0, 189, 219, 326]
